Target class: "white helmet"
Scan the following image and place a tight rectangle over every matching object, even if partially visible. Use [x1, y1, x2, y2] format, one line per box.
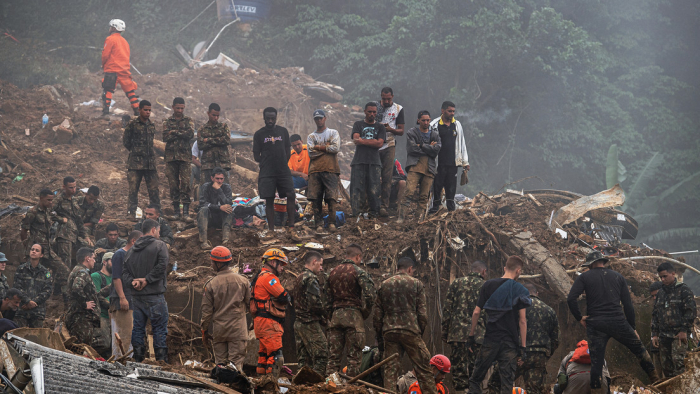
[109, 19, 126, 32]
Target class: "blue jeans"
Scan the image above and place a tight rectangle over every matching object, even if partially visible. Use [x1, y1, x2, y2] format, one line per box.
[293, 175, 308, 189]
[132, 294, 169, 349]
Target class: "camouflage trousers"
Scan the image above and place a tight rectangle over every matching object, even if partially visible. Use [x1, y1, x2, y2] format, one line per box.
[514, 351, 548, 394]
[165, 160, 191, 204]
[14, 309, 46, 328]
[127, 169, 160, 213]
[659, 337, 688, 378]
[383, 331, 436, 394]
[66, 311, 99, 348]
[294, 320, 328, 376]
[327, 307, 365, 376]
[45, 241, 70, 291]
[450, 341, 481, 391]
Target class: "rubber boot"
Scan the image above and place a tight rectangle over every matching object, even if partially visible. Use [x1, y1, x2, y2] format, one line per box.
[155, 347, 169, 363]
[170, 202, 181, 221]
[102, 104, 110, 116]
[271, 354, 284, 380]
[182, 203, 194, 223]
[133, 345, 146, 362]
[222, 227, 230, 244]
[648, 368, 661, 384]
[199, 227, 211, 250]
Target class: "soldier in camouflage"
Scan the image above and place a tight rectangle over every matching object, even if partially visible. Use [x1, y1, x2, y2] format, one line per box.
[20, 188, 69, 295]
[78, 186, 105, 237]
[292, 251, 329, 376]
[441, 260, 488, 393]
[326, 243, 375, 376]
[163, 97, 195, 222]
[65, 247, 102, 347]
[134, 205, 174, 246]
[198, 103, 231, 184]
[515, 283, 560, 394]
[13, 244, 54, 328]
[0, 253, 8, 300]
[93, 222, 127, 272]
[123, 100, 160, 217]
[652, 262, 696, 378]
[53, 176, 91, 269]
[374, 257, 435, 394]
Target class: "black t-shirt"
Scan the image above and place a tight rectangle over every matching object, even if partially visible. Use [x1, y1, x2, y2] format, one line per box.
[253, 125, 292, 178]
[476, 278, 524, 347]
[437, 121, 457, 165]
[350, 121, 386, 166]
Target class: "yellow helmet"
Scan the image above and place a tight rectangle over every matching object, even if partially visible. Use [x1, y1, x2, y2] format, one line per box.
[262, 248, 288, 265]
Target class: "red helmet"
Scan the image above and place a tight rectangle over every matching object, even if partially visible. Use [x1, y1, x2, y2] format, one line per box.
[430, 354, 451, 373]
[210, 246, 232, 263]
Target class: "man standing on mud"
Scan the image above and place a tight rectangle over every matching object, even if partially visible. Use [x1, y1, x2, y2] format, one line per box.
[350, 103, 386, 217]
[374, 257, 434, 394]
[306, 109, 341, 233]
[109, 230, 141, 358]
[376, 87, 405, 217]
[65, 247, 102, 349]
[567, 251, 659, 393]
[21, 188, 69, 296]
[198, 103, 232, 184]
[441, 260, 487, 394]
[326, 244, 375, 376]
[292, 251, 328, 376]
[123, 100, 160, 218]
[429, 101, 469, 213]
[54, 176, 91, 270]
[101, 19, 139, 116]
[253, 107, 297, 236]
[123, 219, 169, 362]
[163, 97, 195, 222]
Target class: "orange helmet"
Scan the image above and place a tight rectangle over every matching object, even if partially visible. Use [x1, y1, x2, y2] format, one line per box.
[262, 248, 288, 265]
[430, 354, 451, 373]
[513, 388, 527, 394]
[210, 246, 232, 263]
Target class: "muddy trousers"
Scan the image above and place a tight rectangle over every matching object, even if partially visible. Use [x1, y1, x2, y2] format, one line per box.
[110, 308, 133, 357]
[308, 172, 339, 226]
[213, 340, 247, 370]
[350, 164, 381, 216]
[127, 169, 160, 213]
[405, 170, 434, 211]
[382, 331, 436, 394]
[449, 341, 476, 391]
[468, 340, 518, 394]
[659, 337, 687, 378]
[379, 146, 395, 210]
[165, 160, 192, 204]
[294, 320, 328, 376]
[254, 316, 284, 375]
[327, 307, 365, 376]
[586, 318, 655, 389]
[102, 72, 139, 110]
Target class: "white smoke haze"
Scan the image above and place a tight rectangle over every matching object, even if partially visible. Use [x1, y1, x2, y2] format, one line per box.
[458, 107, 512, 126]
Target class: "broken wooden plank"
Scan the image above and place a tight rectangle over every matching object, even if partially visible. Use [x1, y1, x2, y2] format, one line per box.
[148, 335, 155, 361]
[551, 184, 625, 227]
[11, 194, 37, 204]
[527, 193, 542, 207]
[115, 332, 126, 357]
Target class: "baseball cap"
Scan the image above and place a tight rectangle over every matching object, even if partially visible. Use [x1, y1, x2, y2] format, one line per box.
[0, 253, 7, 262]
[103, 252, 114, 262]
[313, 109, 326, 118]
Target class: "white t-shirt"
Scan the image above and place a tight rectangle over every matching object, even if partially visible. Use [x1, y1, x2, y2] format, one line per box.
[191, 140, 202, 159]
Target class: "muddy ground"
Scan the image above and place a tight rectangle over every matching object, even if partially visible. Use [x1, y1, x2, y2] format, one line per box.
[0, 67, 675, 392]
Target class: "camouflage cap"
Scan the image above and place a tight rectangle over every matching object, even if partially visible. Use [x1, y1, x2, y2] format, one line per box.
[583, 251, 609, 267]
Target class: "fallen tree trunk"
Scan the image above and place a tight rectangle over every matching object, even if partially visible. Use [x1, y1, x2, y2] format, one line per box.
[231, 163, 258, 183]
[509, 231, 573, 299]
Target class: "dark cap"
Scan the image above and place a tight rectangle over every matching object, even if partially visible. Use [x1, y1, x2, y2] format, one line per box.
[582, 251, 609, 267]
[313, 109, 326, 119]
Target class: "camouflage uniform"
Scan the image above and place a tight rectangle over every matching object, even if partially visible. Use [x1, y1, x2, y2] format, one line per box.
[292, 267, 329, 376]
[326, 259, 375, 376]
[65, 264, 102, 346]
[374, 272, 435, 394]
[123, 116, 160, 213]
[163, 115, 194, 204]
[20, 205, 69, 291]
[514, 295, 560, 394]
[197, 122, 231, 182]
[77, 196, 105, 237]
[134, 217, 174, 245]
[441, 272, 487, 391]
[0, 273, 8, 300]
[53, 191, 88, 269]
[13, 261, 53, 328]
[652, 279, 696, 377]
[93, 236, 127, 272]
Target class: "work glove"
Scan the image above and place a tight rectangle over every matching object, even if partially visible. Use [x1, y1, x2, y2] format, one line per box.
[467, 336, 477, 353]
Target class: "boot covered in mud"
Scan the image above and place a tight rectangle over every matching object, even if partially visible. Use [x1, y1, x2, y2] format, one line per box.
[169, 202, 181, 221]
[182, 203, 194, 223]
[133, 345, 146, 362]
[271, 351, 284, 380]
[648, 368, 661, 384]
[155, 347, 168, 363]
[222, 227, 230, 244]
[199, 226, 211, 250]
[102, 104, 110, 116]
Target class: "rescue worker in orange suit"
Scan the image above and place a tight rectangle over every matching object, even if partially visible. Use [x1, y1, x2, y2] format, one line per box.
[251, 248, 291, 378]
[407, 355, 451, 394]
[101, 19, 139, 116]
[200, 246, 251, 371]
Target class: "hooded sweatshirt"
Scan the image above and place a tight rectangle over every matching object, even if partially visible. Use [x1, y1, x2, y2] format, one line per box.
[123, 235, 168, 296]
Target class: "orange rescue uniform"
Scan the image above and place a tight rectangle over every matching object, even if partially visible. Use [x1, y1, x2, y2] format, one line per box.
[252, 266, 288, 374]
[101, 32, 139, 110]
[288, 145, 310, 175]
[408, 380, 447, 394]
